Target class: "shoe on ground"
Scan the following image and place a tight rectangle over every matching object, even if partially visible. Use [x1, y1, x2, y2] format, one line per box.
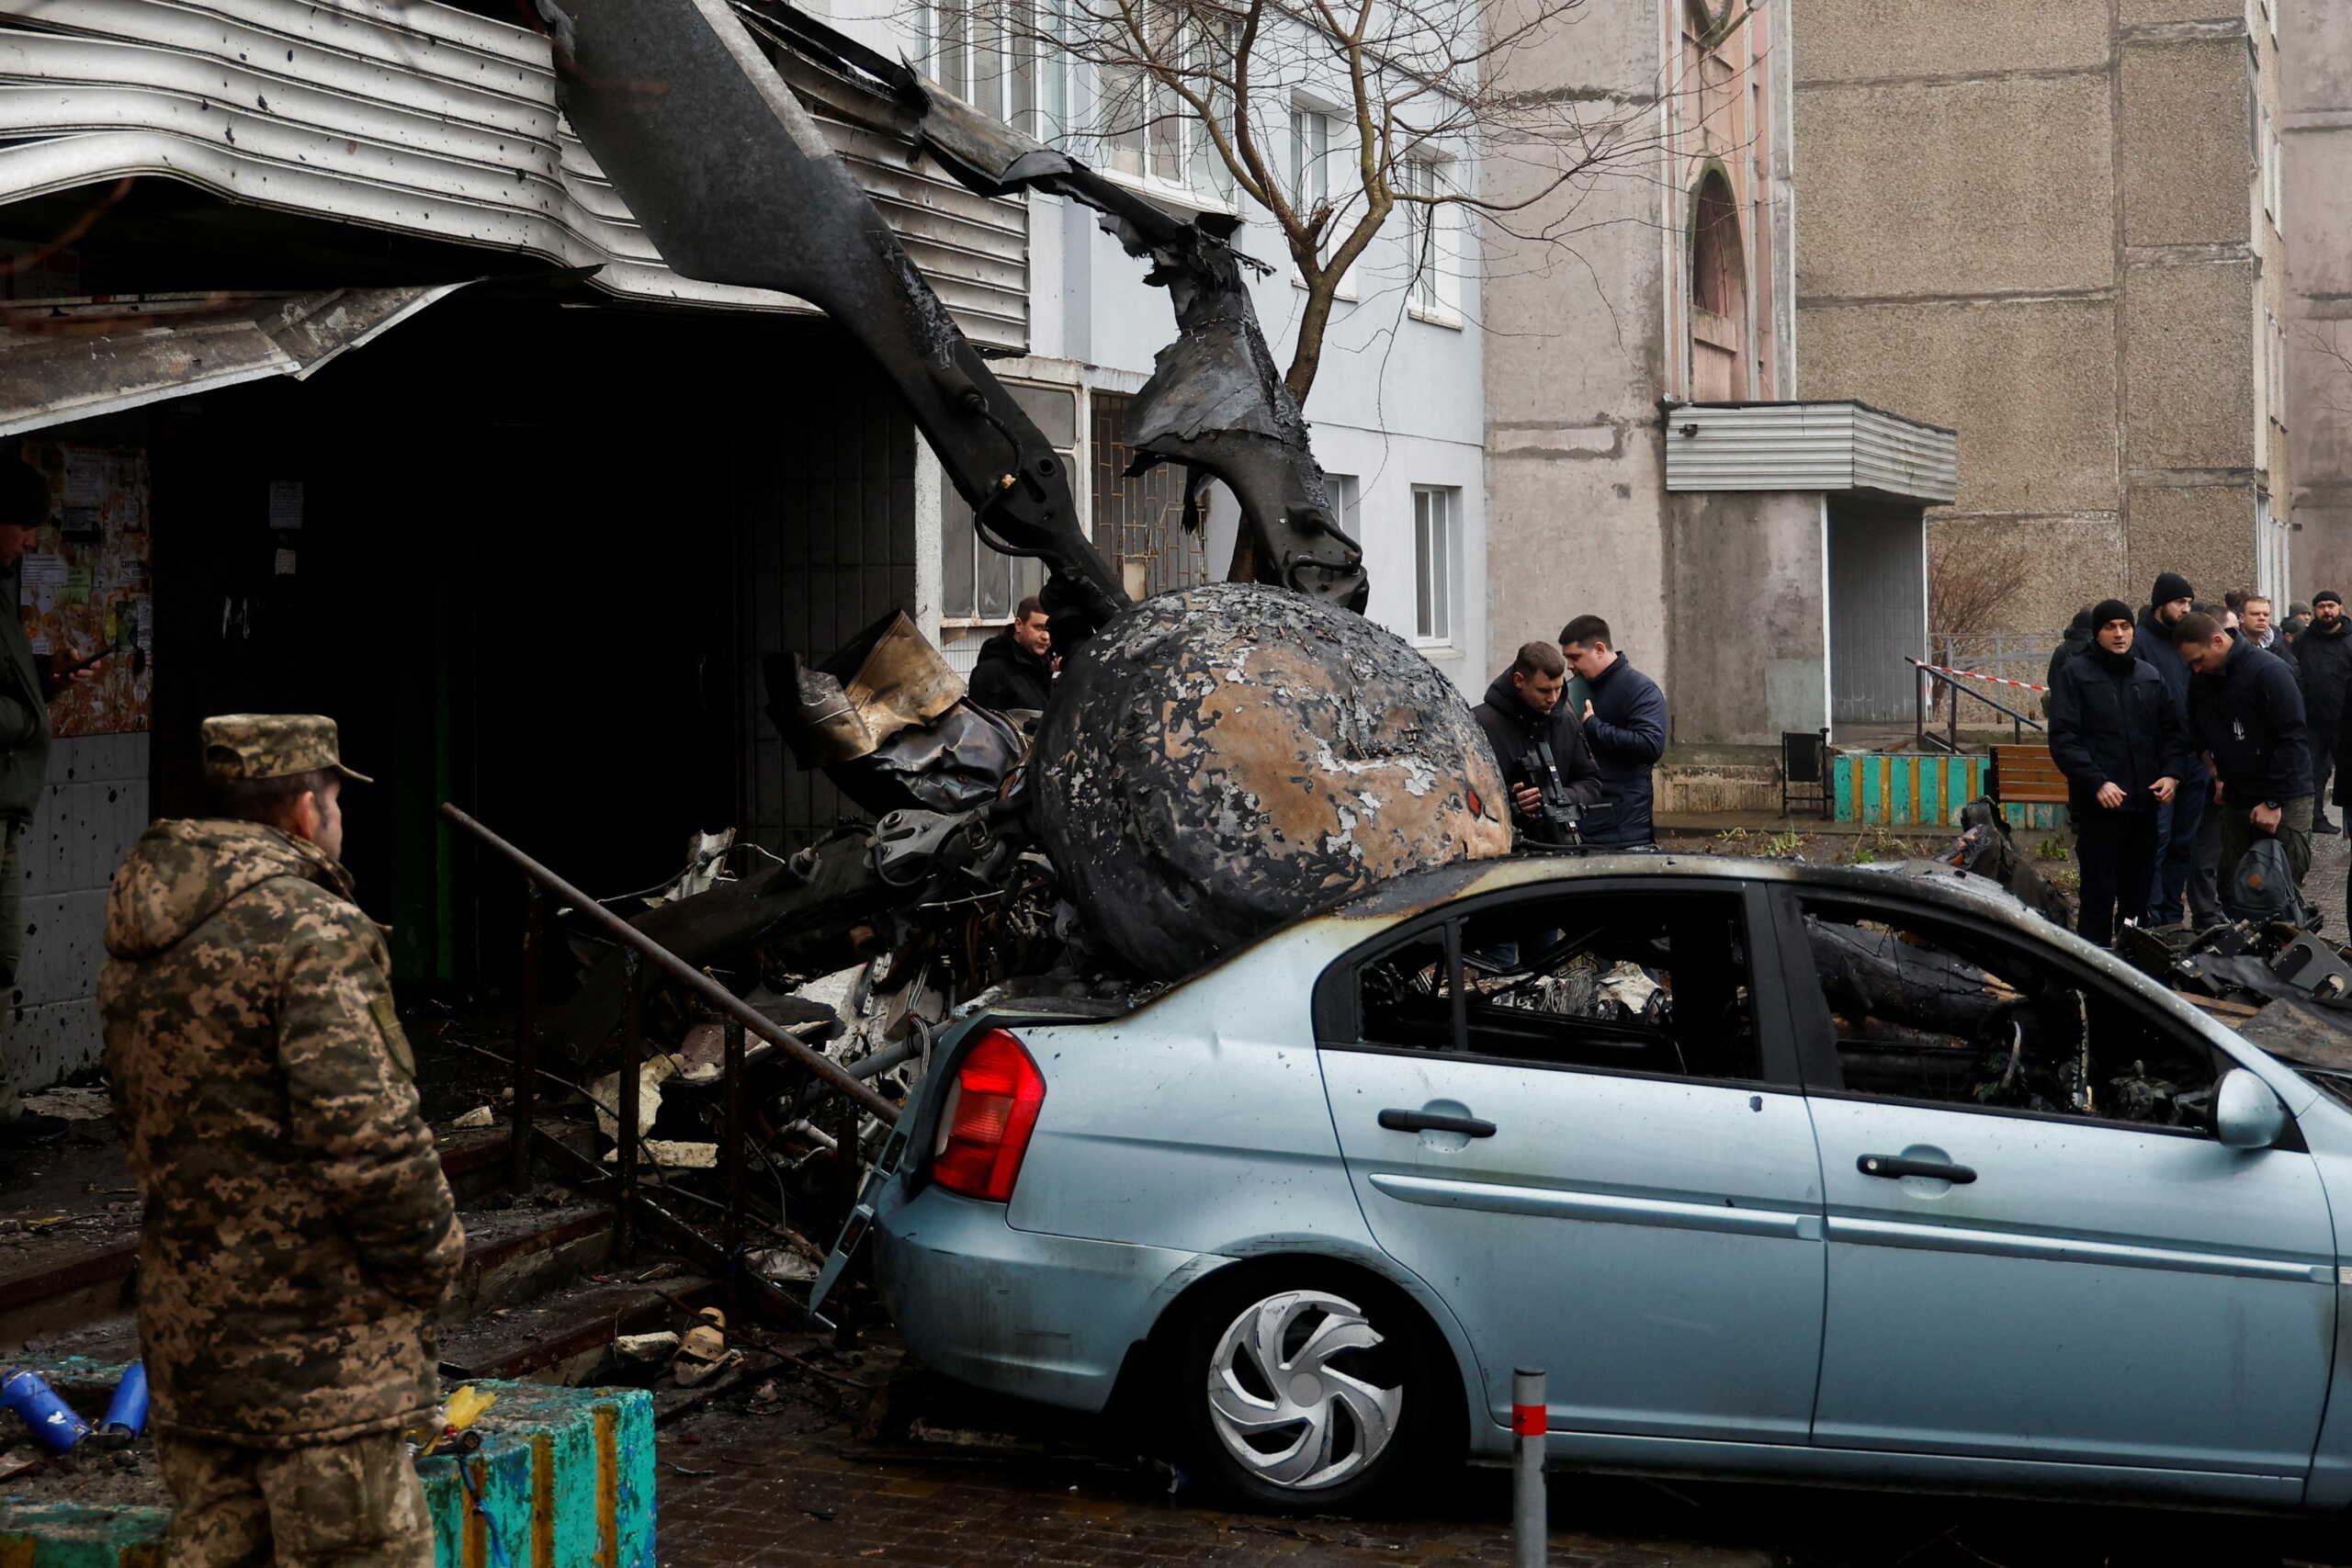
[2317, 816, 2341, 835]
[0, 1111, 73, 1149]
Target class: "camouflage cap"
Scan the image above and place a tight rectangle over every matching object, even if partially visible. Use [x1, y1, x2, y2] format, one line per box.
[198, 714, 374, 784]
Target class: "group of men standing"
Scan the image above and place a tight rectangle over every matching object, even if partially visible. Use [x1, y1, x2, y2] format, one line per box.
[1468, 617, 1668, 852]
[2049, 573, 2328, 945]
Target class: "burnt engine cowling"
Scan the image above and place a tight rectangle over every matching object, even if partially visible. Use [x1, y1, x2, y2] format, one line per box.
[1031, 582, 1511, 980]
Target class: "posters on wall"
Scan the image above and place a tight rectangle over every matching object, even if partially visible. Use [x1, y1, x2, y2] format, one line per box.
[17, 442, 153, 737]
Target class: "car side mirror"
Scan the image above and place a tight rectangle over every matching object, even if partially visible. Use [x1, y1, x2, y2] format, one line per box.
[2215, 1067, 2288, 1150]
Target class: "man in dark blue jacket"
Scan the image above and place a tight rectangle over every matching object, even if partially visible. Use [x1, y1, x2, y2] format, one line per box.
[2049, 601, 2187, 945]
[2175, 611, 2315, 891]
[1560, 615, 1667, 850]
[2136, 573, 2222, 927]
[2293, 590, 2352, 833]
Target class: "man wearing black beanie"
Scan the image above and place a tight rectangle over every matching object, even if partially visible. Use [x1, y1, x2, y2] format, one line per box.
[2050, 601, 2186, 944]
[2137, 573, 2219, 926]
[2296, 590, 2352, 833]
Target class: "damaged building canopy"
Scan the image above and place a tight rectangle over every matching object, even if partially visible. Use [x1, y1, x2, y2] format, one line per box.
[0, 288, 476, 437]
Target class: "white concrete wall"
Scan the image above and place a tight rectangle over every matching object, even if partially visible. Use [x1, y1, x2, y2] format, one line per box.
[6, 734, 148, 1098]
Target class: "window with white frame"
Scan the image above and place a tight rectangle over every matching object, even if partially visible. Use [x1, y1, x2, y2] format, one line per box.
[1324, 472, 1361, 538]
[925, 0, 1069, 141]
[1412, 485, 1458, 645]
[1402, 157, 1460, 321]
[943, 381, 1076, 623]
[1098, 4, 1236, 203]
[1291, 105, 1331, 220]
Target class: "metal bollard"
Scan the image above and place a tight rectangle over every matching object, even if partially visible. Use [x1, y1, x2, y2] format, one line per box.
[1513, 1367, 1545, 1568]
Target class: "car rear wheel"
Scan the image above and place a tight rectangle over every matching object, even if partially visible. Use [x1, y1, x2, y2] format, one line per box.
[1176, 1267, 1450, 1512]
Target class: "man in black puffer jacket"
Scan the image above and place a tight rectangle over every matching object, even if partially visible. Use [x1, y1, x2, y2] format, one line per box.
[1473, 642, 1603, 850]
[2294, 591, 2352, 833]
[2049, 600, 2188, 945]
[967, 597, 1055, 715]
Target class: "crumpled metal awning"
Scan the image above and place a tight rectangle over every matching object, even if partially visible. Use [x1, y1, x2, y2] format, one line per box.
[0, 285, 471, 436]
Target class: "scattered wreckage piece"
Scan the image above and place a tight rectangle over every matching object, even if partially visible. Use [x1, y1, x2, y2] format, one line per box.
[1031, 583, 1511, 980]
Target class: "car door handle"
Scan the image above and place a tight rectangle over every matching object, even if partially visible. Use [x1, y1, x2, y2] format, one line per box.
[1379, 1109, 1498, 1138]
[1858, 1153, 1976, 1184]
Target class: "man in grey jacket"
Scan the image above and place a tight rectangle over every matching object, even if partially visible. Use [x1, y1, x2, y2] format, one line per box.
[0, 460, 67, 1151]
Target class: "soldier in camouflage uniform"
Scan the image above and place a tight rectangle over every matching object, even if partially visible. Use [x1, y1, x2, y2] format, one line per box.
[100, 715, 462, 1568]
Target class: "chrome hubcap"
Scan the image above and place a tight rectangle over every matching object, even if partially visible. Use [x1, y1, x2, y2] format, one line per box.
[1204, 1290, 1403, 1490]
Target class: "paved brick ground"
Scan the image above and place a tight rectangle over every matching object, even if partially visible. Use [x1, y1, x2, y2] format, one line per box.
[652, 1424, 1771, 1568]
[651, 1398, 2352, 1568]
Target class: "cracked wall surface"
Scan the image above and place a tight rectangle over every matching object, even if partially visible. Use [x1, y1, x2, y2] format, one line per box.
[1797, 2, 2279, 631]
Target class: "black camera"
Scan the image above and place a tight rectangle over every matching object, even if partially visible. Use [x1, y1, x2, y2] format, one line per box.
[1519, 737, 1585, 850]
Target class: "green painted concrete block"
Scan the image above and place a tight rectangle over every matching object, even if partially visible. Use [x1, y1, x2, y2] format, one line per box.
[0, 1365, 655, 1568]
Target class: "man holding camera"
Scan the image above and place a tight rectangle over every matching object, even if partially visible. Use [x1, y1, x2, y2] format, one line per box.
[1473, 641, 1603, 850]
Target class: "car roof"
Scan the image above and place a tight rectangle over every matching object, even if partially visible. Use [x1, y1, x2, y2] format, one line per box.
[1325, 852, 2041, 931]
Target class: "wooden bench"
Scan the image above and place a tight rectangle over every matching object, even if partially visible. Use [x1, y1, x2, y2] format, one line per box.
[1989, 743, 2070, 807]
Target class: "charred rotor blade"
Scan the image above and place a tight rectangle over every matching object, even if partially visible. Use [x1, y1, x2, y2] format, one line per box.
[719, 4, 1369, 613]
[548, 0, 1125, 631]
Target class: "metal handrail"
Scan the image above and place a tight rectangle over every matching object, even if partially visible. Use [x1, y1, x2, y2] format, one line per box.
[441, 803, 900, 1126]
[1907, 657, 2042, 751]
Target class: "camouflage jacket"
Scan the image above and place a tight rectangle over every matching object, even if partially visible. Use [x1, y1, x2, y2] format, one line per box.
[99, 819, 463, 1448]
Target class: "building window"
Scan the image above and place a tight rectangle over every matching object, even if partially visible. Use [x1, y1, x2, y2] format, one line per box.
[925, 0, 1068, 141]
[1413, 485, 1457, 645]
[1325, 472, 1361, 539]
[1098, 4, 1235, 203]
[1091, 390, 1208, 599]
[943, 381, 1073, 622]
[1689, 166, 1747, 400]
[1291, 105, 1331, 219]
[1402, 157, 1459, 321]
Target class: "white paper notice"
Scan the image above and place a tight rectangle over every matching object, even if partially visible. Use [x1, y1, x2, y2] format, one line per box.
[267, 480, 303, 531]
[274, 548, 297, 577]
[20, 553, 66, 614]
[62, 453, 103, 510]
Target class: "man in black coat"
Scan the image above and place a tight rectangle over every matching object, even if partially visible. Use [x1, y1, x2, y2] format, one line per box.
[1559, 615, 1667, 849]
[2049, 601, 2187, 945]
[2293, 590, 2352, 834]
[2177, 611, 2316, 893]
[966, 596, 1055, 715]
[2136, 573, 2222, 927]
[1473, 641, 1603, 850]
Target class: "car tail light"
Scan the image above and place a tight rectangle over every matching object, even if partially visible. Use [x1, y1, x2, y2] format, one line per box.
[930, 1029, 1046, 1202]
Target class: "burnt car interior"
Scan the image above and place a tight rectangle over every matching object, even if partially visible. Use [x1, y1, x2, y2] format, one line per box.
[1351, 894, 1759, 1083]
[1797, 897, 2222, 1130]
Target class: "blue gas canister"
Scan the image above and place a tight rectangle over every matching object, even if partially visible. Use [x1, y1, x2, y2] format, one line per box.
[0, 1368, 89, 1453]
[95, 1362, 148, 1446]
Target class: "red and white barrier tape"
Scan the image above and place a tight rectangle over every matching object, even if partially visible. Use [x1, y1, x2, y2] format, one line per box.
[1914, 660, 2048, 694]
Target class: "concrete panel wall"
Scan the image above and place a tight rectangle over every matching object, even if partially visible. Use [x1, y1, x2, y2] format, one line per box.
[2124, 258, 2260, 470]
[6, 734, 150, 1100]
[1798, 6, 2265, 639]
[1801, 299, 2119, 516]
[1479, 0, 1675, 686]
[2286, 0, 2352, 592]
[1665, 491, 1826, 747]
[2129, 482, 2261, 603]
[1795, 76, 2116, 300]
[2120, 39, 2255, 248]
[1796, 0, 2109, 79]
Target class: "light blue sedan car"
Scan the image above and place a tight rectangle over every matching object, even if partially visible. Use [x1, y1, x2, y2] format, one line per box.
[818, 856, 2352, 1516]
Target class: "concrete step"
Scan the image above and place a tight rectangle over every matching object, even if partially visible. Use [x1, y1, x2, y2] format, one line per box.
[439, 1267, 718, 1386]
[0, 1199, 617, 1358]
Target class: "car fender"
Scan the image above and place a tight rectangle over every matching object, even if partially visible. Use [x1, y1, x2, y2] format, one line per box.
[1132, 1229, 1499, 1460]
